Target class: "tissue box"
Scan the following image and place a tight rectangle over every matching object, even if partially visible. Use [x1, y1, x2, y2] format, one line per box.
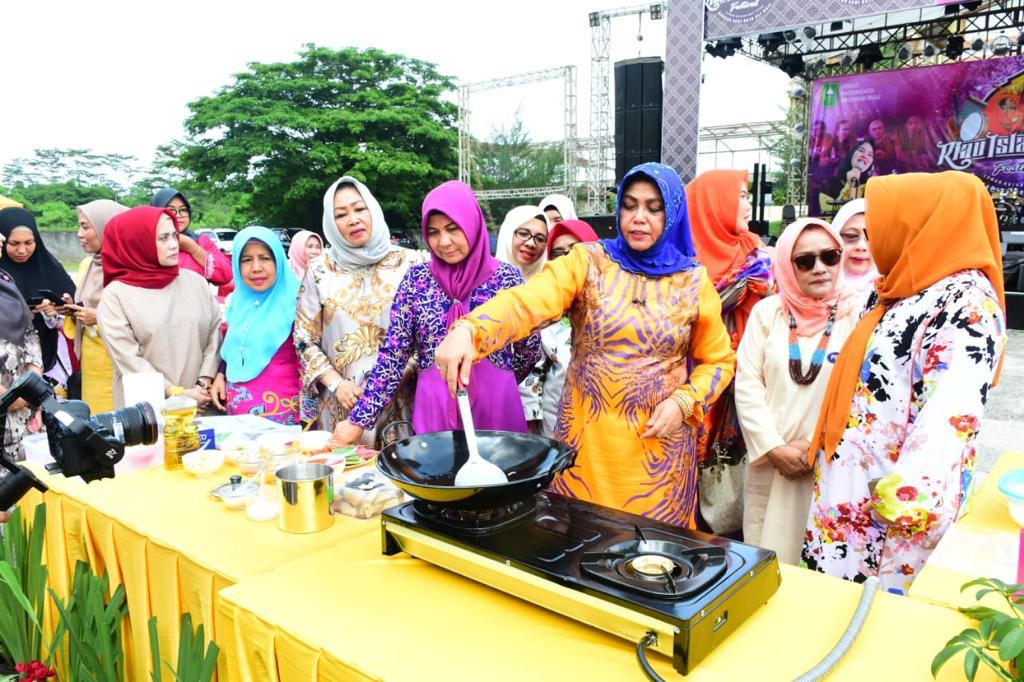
[198, 428, 217, 450]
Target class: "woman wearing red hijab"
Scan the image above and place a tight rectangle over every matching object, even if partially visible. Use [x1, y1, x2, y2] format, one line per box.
[687, 169, 774, 533]
[97, 207, 221, 409]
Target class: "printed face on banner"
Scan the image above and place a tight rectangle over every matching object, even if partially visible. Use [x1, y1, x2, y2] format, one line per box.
[807, 55, 1024, 217]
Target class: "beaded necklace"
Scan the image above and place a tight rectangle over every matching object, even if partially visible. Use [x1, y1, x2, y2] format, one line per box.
[788, 304, 836, 385]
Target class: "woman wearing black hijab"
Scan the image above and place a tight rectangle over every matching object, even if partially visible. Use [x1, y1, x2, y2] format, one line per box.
[0, 246, 44, 463]
[0, 208, 75, 374]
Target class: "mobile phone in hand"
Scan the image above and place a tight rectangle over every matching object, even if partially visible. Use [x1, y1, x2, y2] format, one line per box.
[37, 289, 58, 302]
[27, 295, 45, 307]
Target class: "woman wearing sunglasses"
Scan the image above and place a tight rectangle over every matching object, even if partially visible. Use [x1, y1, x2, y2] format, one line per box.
[832, 199, 879, 295]
[804, 171, 1006, 594]
[495, 206, 552, 431]
[734, 218, 862, 564]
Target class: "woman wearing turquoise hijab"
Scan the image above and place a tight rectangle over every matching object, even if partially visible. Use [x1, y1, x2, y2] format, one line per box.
[211, 226, 303, 424]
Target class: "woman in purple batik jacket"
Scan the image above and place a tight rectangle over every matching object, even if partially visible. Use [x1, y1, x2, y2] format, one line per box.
[330, 181, 541, 443]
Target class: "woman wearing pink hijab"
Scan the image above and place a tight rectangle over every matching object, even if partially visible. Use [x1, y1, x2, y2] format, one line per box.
[287, 230, 323, 278]
[331, 180, 541, 444]
[832, 199, 879, 295]
[734, 218, 864, 563]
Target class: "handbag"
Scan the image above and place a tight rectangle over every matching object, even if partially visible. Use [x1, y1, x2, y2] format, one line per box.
[698, 386, 747, 535]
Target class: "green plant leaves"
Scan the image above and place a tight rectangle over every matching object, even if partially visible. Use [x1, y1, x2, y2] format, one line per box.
[998, 629, 1024, 662]
[148, 613, 218, 682]
[49, 561, 128, 681]
[0, 504, 50, 667]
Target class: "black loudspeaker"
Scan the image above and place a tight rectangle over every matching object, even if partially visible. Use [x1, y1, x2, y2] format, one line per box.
[614, 57, 664, 185]
[578, 214, 618, 240]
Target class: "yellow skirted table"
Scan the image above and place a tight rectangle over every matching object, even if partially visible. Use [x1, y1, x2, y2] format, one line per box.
[18, 463, 379, 681]
[215, 527, 993, 681]
[909, 451, 1024, 612]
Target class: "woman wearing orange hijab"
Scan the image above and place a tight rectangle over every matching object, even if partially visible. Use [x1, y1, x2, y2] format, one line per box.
[687, 169, 773, 532]
[803, 171, 1006, 595]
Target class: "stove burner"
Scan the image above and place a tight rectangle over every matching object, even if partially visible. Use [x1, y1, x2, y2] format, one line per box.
[580, 525, 728, 600]
[412, 498, 537, 534]
[628, 554, 678, 579]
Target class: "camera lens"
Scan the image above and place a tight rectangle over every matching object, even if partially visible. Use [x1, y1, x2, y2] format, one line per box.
[92, 402, 159, 447]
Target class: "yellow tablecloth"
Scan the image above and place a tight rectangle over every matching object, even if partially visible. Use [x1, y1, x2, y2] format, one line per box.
[216, 528, 993, 681]
[18, 463, 378, 681]
[909, 451, 1024, 612]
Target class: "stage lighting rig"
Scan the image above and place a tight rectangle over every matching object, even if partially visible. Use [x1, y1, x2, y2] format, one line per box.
[897, 43, 914, 61]
[589, 12, 600, 27]
[780, 55, 805, 77]
[649, 4, 663, 20]
[856, 44, 884, 69]
[758, 32, 785, 55]
[945, 35, 965, 59]
[971, 37, 985, 52]
[706, 37, 742, 59]
[803, 27, 816, 40]
[992, 34, 1012, 56]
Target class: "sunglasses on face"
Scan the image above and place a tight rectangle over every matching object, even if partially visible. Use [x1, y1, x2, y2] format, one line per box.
[513, 228, 547, 246]
[792, 248, 842, 272]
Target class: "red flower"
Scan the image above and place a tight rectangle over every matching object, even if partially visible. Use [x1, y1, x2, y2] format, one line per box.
[896, 486, 918, 502]
[15, 660, 55, 680]
[900, 564, 915, 575]
[949, 415, 980, 434]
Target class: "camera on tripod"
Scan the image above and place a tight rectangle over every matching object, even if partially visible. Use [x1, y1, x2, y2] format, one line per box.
[0, 372, 160, 509]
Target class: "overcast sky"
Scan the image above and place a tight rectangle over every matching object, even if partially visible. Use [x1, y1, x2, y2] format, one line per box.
[0, 0, 789, 173]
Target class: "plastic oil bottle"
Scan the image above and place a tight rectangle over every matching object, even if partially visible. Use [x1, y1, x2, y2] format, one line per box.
[162, 388, 199, 470]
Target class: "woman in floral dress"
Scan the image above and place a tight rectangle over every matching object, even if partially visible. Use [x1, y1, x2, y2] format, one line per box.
[803, 171, 1007, 594]
[293, 176, 424, 441]
[0, 265, 43, 463]
[332, 180, 540, 443]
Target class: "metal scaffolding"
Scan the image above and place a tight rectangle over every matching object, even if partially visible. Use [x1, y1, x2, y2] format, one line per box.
[697, 121, 784, 170]
[585, 2, 667, 215]
[456, 66, 577, 201]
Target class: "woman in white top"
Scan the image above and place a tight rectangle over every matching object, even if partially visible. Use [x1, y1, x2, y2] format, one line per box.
[734, 217, 864, 563]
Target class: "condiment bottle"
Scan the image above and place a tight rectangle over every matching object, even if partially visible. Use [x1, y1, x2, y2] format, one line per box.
[162, 388, 199, 470]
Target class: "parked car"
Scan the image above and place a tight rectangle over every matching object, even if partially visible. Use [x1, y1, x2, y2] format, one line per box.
[194, 228, 237, 256]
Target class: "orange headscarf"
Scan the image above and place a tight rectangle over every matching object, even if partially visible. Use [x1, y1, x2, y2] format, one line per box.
[809, 171, 1006, 464]
[686, 169, 764, 284]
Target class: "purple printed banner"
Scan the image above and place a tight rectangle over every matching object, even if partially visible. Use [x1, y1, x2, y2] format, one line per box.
[807, 55, 1024, 217]
[704, 0, 939, 40]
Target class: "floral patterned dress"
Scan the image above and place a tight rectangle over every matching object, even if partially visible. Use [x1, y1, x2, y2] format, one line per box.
[802, 269, 1006, 594]
[0, 328, 43, 463]
[348, 262, 540, 433]
[293, 248, 425, 437]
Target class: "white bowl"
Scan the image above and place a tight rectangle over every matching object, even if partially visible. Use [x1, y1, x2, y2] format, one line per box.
[181, 449, 226, 478]
[257, 432, 296, 456]
[297, 430, 332, 453]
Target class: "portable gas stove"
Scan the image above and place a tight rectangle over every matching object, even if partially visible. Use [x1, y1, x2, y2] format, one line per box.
[382, 491, 780, 676]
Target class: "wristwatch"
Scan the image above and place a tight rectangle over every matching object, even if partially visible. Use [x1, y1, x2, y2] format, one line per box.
[195, 378, 212, 390]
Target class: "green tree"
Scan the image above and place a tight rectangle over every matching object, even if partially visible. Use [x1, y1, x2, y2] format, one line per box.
[2, 148, 144, 198]
[173, 45, 458, 236]
[471, 111, 565, 226]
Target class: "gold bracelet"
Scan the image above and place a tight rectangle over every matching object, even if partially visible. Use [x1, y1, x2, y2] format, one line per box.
[670, 392, 695, 419]
[453, 320, 476, 339]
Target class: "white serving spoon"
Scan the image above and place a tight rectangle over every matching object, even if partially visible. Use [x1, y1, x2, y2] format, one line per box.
[453, 388, 508, 486]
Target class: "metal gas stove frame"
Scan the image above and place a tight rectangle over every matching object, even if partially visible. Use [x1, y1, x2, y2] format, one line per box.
[381, 492, 781, 676]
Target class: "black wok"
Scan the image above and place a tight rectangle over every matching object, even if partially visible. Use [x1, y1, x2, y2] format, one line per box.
[375, 422, 576, 509]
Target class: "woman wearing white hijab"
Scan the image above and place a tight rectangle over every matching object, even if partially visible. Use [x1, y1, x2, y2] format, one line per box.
[495, 205, 551, 280]
[538, 193, 578, 225]
[494, 205, 551, 431]
[293, 176, 426, 439]
[832, 199, 879, 295]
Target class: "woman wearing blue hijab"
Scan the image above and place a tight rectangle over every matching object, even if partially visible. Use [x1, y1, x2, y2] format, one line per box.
[434, 163, 735, 527]
[211, 227, 303, 425]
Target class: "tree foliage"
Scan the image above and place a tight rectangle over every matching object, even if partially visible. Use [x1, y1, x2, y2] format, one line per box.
[173, 45, 459, 235]
[471, 112, 565, 226]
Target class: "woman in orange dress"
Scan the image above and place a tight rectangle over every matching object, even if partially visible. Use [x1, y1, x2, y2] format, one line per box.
[435, 163, 734, 527]
[687, 171, 774, 532]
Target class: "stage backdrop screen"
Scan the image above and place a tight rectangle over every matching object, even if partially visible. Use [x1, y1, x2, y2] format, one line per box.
[807, 55, 1024, 217]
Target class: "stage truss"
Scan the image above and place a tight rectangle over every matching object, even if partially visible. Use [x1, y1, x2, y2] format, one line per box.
[457, 66, 577, 201]
[585, 2, 667, 214]
[704, 0, 1023, 210]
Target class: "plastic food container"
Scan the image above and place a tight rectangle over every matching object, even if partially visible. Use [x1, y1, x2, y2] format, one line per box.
[333, 470, 403, 519]
[296, 430, 333, 454]
[998, 469, 1024, 526]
